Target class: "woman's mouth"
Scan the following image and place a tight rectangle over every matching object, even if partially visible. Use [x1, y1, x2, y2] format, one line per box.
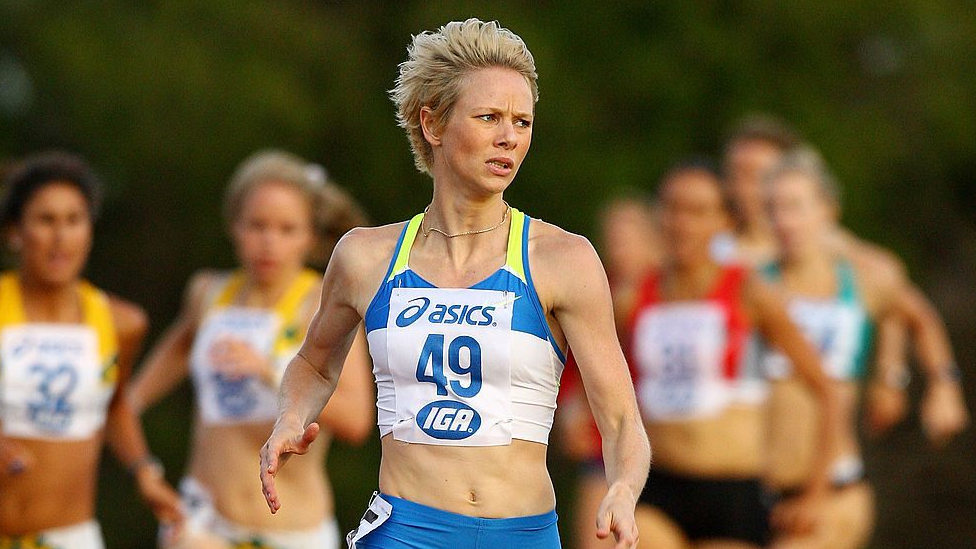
[486, 158, 514, 175]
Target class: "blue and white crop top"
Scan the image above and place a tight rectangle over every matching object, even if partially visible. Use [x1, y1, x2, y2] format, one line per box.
[364, 208, 566, 446]
[762, 261, 873, 381]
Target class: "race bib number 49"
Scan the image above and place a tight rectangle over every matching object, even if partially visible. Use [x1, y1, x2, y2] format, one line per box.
[387, 287, 514, 446]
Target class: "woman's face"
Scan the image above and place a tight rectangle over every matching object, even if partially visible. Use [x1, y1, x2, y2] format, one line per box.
[600, 201, 659, 280]
[232, 180, 315, 285]
[12, 181, 93, 286]
[767, 171, 834, 258]
[659, 170, 729, 265]
[725, 138, 784, 225]
[428, 67, 534, 196]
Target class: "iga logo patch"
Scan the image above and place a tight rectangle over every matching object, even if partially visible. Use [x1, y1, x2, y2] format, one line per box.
[417, 400, 481, 440]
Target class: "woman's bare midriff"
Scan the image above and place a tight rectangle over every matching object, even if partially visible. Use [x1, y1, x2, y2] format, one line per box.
[645, 404, 766, 479]
[189, 421, 332, 529]
[766, 378, 860, 490]
[378, 435, 555, 518]
[0, 437, 101, 534]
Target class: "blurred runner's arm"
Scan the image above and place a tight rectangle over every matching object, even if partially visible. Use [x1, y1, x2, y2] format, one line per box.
[887, 283, 969, 445]
[746, 275, 840, 535]
[105, 298, 184, 526]
[865, 315, 911, 436]
[127, 272, 213, 415]
[844, 232, 968, 444]
[547, 232, 648, 549]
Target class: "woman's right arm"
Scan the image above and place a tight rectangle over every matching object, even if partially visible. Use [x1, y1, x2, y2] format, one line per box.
[127, 272, 212, 415]
[865, 315, 911, 435]
[260, 230, 372, 513]
[745, 275, 840, 535]
[317, 325, 375, 445]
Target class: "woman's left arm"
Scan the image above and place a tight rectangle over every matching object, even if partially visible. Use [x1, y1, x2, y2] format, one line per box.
[104, 297, 183, 526]
[539, 229, 649, 549]
[882, 281, 969, 445]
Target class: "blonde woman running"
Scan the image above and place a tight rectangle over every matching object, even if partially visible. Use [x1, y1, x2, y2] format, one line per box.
[762, 149, 968, 549]
[129, 151, 374, 549]
[260, 19, 649, 549]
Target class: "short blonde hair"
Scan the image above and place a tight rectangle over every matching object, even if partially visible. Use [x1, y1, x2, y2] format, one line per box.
[224, 149, 369, 267]
[390, 18, 539, 175]
[765, 146, 842, 208]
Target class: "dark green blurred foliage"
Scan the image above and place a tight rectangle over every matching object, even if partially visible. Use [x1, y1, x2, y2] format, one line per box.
[1, 1, 975, 547]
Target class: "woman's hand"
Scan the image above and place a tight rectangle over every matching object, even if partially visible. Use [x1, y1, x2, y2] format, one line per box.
[771, 484, 827, 536]
[259, 420, 320, 513]
[0, 438, 33, 479]
[865, 381, 909, 436]
[209, 338, 275, 384]
[135, 464, 184, 526]
[921, 380, 969, 447]
[595, 482, 640, 549]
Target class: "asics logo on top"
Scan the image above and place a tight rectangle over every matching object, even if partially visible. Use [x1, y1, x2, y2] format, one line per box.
[12, 336, 84, 358]
[396, 297, 430, 327]
[395, 297, 496, 328]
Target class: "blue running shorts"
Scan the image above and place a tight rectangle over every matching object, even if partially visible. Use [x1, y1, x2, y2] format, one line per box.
[348, 493, 560, 549]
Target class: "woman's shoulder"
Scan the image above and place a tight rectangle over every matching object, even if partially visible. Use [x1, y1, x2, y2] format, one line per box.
[341, 221, 409, 247]
[182, 269, 233, 308]
[332, 221, 410, 271]
[526, 217, 596, 261]
[105, 293, 149, 343]
[323, 221, 416, 308]
[524, 218, 606, 293]
[839, 231, 908, 286]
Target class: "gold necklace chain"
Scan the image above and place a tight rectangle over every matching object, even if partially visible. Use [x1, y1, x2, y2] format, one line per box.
[422, 201, 511, 238]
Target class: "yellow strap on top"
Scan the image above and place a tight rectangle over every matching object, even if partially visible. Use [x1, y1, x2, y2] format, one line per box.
[274, 269, 320, 322]
[213, 270, 318, 318]
[0, 272, 118, 384]
[0, 271, 26, 328]
[211, 269, 320, 356]
[78, 280, 119, 385]
[386, 209, 527, 283]
[0, 533, 57, 549]
[214, 272, 247, 307]
[388, 213, 426, 282]
[506, 208, 526, 282]
[272, 269, 321, 355]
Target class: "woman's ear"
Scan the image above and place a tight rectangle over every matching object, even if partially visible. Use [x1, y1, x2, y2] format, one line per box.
[6, 229, 21, 252]
[420, 106, 442, 147]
